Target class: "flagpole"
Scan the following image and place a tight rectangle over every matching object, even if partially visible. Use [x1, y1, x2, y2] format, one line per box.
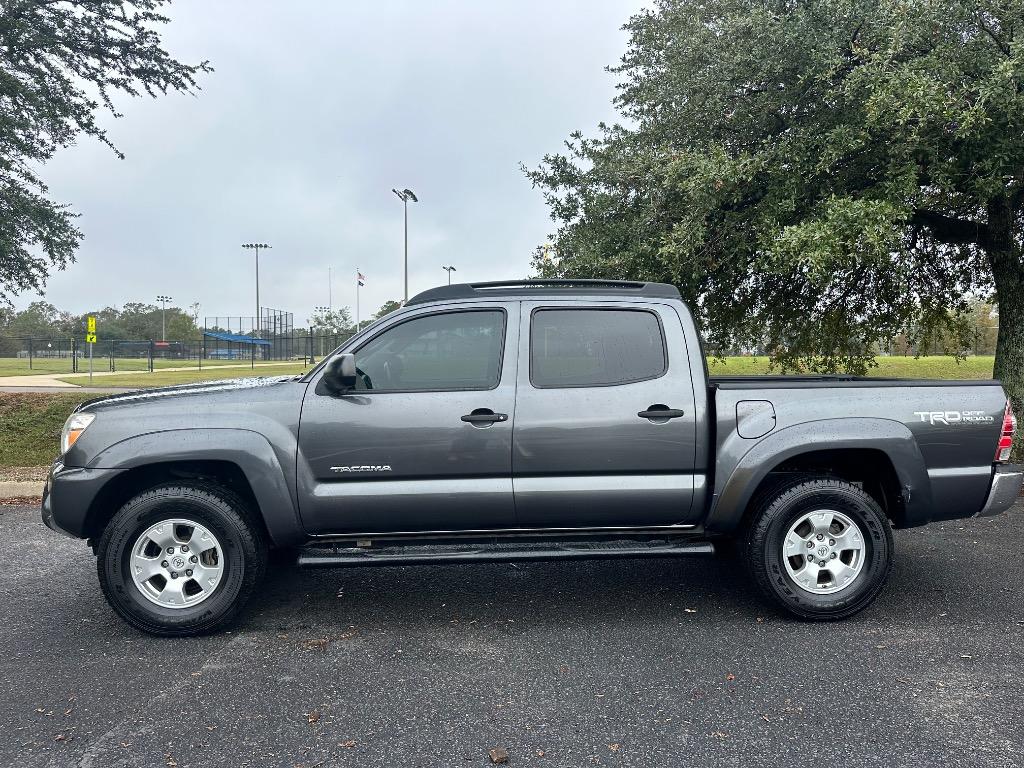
[356, 268, 360, 332]
[328, 266, 332, 310]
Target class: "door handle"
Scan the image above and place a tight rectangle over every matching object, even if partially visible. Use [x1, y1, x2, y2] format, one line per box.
[461, 408, 508, 425]
[637, 405, 685, 420]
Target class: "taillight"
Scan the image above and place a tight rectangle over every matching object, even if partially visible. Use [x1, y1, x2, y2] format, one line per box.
[996, 400, 1016, 463]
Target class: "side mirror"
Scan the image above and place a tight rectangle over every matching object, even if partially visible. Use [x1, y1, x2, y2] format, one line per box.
[322, 353, 357, 394]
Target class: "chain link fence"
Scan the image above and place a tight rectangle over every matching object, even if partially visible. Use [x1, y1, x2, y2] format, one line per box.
[0, 333, 356, 376]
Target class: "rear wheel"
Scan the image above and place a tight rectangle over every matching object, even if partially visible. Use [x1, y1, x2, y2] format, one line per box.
[744, 476, 893, 620]
[97, 482, 267, 636]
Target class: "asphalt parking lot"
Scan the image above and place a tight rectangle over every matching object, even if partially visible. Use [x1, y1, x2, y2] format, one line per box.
[2, 502, 1022, 768]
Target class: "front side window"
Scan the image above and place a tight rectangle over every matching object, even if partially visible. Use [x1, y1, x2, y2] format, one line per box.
[530, 308, 666, 388]
[354, 310, 504, 391]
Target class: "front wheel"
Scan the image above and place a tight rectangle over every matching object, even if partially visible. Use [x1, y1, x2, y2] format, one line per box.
[744, 476, 893, 620]
[97, 482, 267, 636]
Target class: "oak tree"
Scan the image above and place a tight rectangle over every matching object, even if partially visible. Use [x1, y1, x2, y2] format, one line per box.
[528, 0, 1024, 423]
[0, 0, 209, 302]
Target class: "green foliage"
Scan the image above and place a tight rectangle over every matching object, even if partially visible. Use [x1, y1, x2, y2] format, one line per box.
[527, 0, 1024, 380]
[0, 300, 200, 340]
[308, 307, 355, 336]
[373, 300, 403, 320]
[0, 0, 210, 303]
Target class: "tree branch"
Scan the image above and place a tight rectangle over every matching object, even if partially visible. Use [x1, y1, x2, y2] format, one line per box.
[910, 209, 988, 246]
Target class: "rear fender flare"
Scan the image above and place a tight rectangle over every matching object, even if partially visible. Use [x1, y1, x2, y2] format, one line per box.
[706, 418, 931, 533]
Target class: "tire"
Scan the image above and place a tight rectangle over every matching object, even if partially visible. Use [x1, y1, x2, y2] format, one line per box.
[743, 475, 893, 620]
[97, 482, 267, 637]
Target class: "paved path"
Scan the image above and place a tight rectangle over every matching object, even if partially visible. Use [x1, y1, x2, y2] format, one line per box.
[0, 374, 79, 388]
[2, 502, 1022, 767]
[0, 362, 293, 390]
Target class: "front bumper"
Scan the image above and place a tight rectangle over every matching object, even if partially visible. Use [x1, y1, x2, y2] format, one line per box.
[976, 464, 1024, 518]
[41, 460, 123, 539]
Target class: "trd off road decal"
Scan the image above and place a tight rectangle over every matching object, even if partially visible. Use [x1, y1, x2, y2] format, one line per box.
[913, 410, 995, 425]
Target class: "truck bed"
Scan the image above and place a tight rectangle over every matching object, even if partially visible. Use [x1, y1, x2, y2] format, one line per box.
[707, 375, 1009, 528]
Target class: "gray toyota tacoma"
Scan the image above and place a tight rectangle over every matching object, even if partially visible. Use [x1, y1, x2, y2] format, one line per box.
[42, 280, 1022, 636]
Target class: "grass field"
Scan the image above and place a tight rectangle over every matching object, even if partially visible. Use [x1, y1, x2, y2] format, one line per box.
[36, 355, 998, 388]
[707, 355, 996, 379]
[55, 362, 312, 388]
[0, 357, 301, 377]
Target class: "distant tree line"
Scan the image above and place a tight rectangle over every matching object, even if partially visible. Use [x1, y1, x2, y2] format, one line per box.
[0, 301, 200, 341]
[1, 298, 407, 342]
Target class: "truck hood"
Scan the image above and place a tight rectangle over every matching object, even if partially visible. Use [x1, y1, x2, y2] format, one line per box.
[75, 375, 302, 413]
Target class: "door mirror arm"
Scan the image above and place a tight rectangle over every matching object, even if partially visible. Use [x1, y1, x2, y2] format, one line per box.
[322, 353, 358, 394]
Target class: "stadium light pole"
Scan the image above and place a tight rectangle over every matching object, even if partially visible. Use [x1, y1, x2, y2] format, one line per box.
[442, 265, 456, 285]
[241, 243, 271, 337]
[391, 188, 418, 302]
[156, 295, 173, 341]
[242, 243, 271, 369]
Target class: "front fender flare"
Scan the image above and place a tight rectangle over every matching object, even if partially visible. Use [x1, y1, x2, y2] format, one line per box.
[89, 428, 302, 546]
[705, 418, 931, 533]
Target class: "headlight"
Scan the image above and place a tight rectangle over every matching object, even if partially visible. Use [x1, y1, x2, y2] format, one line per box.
[61, 412, 95, 454]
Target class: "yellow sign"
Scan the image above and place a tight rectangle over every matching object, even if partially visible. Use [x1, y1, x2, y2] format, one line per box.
[86, 315, 96, 343]
[85, 333, 97, 343]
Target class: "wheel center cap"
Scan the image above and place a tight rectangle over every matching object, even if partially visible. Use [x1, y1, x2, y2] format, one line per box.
[170, 555, 187, 570]
[818, 546, 828, 557]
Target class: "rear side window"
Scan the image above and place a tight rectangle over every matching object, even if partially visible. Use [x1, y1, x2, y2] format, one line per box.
[530, 308, 666, 388]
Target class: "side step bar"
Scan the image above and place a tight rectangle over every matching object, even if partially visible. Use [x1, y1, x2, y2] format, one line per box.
[297, 538, 715, 568]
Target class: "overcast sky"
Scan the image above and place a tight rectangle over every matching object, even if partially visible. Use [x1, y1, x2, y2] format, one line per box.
[19, 0, 645, 326]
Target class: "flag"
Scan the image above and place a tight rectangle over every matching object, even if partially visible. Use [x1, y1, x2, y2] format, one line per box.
[358, 280, 364, 287]
[357, 271, 366, 281]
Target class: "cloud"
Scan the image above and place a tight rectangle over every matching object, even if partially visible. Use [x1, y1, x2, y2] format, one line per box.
[20, 0, 646, 324]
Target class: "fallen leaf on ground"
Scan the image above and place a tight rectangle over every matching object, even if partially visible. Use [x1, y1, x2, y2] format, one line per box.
[489, 747, 509, 764]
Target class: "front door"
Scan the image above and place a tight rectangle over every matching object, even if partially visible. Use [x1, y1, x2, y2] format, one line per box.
[512, 301, 699, 528]
[298, 303, 519, 534]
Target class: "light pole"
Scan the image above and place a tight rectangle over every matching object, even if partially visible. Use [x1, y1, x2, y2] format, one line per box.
[240, 241, 270, 335]
[392, 188, 418, 302]
[442, 265, 457, 285]
[156, 295, 173, 341]
[242, 243, 271, 367]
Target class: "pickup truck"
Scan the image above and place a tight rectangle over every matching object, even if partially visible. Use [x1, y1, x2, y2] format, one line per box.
[42, 280, 1022, 636]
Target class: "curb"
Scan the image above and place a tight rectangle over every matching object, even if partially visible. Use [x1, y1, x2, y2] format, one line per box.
[0, 481, 43, 499]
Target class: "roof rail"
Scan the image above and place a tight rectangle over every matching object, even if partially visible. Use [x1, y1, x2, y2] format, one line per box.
[406, 279, 681, 305]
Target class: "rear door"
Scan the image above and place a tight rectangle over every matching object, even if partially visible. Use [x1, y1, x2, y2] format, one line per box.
[512, 301, 699, 528]
[298, 302, 519, 534]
